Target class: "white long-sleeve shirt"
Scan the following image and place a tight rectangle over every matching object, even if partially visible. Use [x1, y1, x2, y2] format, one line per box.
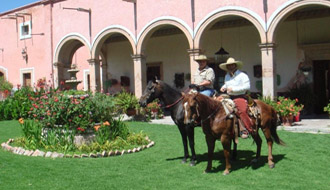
[221, 70, 250, 96]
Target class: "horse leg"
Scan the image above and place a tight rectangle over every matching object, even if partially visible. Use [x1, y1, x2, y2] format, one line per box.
[186, 125, 196, 166]
[221, 135, 232, 175]
[262, 128, 275, 168]
[251, 131, 262, 164]
[178, 125, 189, 163]
[204, 136, 215, 173]
[231, 139, 237, 161]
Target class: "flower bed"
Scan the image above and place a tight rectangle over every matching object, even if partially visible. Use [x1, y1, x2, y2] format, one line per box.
[1, 138, 155, 158]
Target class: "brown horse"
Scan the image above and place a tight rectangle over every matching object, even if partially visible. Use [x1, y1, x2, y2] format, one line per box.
[182, 93, 285, 174]
[183, 93, 235, 175]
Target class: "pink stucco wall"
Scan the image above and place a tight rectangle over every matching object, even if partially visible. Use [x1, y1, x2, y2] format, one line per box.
[0, 0, 329, 90]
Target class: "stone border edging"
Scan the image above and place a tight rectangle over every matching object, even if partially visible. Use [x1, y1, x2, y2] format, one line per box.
[1, 137, 155, 158]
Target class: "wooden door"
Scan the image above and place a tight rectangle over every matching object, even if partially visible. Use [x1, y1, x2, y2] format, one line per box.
[313, 60, 330, 114]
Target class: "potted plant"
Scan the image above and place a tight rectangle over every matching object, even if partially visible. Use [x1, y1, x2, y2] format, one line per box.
[274, 96, 304, 126]
[115, 91, 139, 116]
[145, 99, 163, 120]
[324, 102, 330, 118]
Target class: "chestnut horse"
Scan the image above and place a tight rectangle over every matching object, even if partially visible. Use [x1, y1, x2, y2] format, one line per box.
[183, 93, 285, 174]
[182, 93, 236, 175]
[139, 80, 197, 166]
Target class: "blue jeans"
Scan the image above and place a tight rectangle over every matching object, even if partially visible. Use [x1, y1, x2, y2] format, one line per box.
[200, 89, 215, 97]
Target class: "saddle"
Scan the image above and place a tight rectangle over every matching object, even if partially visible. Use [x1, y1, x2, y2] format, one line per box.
[217, 94, 260, 141]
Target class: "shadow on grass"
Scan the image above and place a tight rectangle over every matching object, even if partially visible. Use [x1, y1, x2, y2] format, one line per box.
[166, 150, 286, 173]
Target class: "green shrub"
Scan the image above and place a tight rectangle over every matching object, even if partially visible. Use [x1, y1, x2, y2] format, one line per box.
[0, 76, 13, 92]
[115, 91, 139, 113]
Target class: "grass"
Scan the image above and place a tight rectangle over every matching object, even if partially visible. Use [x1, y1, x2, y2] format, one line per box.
[1, 120, 330, 190]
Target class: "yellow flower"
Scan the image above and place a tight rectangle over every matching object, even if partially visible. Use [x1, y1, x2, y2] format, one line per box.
[18, 118, 24, 124]
[94, 125, 101, 131]
[103, 121, 110, 126]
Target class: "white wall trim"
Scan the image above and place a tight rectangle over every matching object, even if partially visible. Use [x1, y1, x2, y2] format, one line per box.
[54, 33, 91, 63]
[92, 25, 137, 46]
[137, 16, 193, 41]
[19, 20, 32, 40]
[0, 66, 8, 79]
[195, 6, 266, 37]
[20, 67, 35, 87]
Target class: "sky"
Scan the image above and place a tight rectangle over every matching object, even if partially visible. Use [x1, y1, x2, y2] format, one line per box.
[0, 0, 39, 14]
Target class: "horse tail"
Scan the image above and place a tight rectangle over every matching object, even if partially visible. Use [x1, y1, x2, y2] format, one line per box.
[270, 108, 286, 146]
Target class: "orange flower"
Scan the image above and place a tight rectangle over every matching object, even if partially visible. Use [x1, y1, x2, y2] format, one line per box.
[103, 121, 110, 126]
[18, 118, 24, 124]
[94, 125, 101, 131]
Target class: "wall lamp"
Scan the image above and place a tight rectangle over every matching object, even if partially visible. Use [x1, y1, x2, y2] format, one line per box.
[22, 47, 28, 63]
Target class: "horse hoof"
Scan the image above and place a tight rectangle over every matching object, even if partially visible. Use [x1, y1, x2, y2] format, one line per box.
[223, 170, 230, 175]
[203, 169, 210, 174]
[269, 164, 275, 169]
[190, 160, 196, 166]
[181, 159, 187, 164]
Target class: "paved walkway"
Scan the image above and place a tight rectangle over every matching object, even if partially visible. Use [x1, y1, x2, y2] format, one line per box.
[149, 116, 330, 134]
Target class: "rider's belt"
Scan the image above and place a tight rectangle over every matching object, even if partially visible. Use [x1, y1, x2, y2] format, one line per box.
[229, 95, 247, 100]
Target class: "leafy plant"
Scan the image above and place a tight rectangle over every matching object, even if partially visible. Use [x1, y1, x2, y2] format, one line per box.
[274, 96, 304, 117]
[115, 91, 140, 113]
[0, 76, 13, 93]
[324, 102, 330, 115]
[144, 99, 164, 120]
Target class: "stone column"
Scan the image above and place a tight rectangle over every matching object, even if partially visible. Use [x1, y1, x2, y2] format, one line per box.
[53, 62, 63, 89]
[132, 54, 146, 98]
[259, 43, 277, 99]
[88, 59, 101, 92]
[187, 49, 202, 82]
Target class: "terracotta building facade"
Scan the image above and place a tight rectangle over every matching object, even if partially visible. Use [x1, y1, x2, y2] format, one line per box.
[0, 0, 329, 111]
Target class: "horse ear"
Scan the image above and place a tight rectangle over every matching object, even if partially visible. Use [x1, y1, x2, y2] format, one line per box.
[152, 76, 158, 83]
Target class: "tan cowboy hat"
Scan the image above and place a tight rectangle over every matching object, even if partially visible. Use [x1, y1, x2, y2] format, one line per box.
[219, 57, 243, 71]
[194, 54, 209, 62]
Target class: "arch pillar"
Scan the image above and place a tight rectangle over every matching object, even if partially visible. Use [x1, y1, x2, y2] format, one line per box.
[88, 59, 101, 92]
[259, 43, 277, 99]
[53, 62, 64, 89]
[187, 49, 202, 82]
[132, 54, 146, 98]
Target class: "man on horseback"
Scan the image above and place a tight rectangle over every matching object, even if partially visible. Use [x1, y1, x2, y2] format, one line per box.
[189, 54, 215, 97]
[219, 57, 253, 139]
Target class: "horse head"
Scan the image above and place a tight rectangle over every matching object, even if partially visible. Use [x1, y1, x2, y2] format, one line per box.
[182, 93, 200, 125]
[139, 78, 163, 107]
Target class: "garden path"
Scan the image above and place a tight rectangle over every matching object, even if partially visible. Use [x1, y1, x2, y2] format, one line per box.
[149, 116, 330, 134]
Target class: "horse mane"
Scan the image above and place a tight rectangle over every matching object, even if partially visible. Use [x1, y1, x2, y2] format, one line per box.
[157, 80, 182, 98]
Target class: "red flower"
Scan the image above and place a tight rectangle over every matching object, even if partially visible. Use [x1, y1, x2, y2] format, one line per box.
[80, 96, 85, 100]
[77, 127, 85, 132]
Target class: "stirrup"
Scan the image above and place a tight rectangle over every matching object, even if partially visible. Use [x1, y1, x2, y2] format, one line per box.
[240, 130, 249, 139]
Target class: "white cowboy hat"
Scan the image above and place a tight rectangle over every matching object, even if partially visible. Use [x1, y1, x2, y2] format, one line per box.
[194, 54, 209, 62]
[219, 57, 243, 71]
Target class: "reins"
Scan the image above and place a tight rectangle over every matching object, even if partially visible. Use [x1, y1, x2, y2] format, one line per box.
[164, 96, 183, 109]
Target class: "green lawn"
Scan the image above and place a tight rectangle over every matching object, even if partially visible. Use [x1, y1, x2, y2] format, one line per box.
[1, 120, 329, 190]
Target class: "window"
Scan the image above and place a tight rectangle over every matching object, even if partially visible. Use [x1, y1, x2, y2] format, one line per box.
[19, 21, 32, 39]
[20, 68, 34, 87]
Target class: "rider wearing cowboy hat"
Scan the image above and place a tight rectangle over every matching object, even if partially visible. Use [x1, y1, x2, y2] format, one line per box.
[190, 54, 215, 97]
[219, 57, 252, 138]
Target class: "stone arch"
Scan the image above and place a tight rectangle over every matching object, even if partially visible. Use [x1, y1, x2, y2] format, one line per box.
[0, 66, 8, 80]
[268, 0, 330, 42]
[53, 33, 91, 88]
[54, 33, 91, 64]
[91, 25, 136, 59]
[194, 6, 266, 47]
[137, 16, 193, 54]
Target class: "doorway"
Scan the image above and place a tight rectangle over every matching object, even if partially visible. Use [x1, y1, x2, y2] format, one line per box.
[146, 62, 163, 83]
[313, 60, 330, 114]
